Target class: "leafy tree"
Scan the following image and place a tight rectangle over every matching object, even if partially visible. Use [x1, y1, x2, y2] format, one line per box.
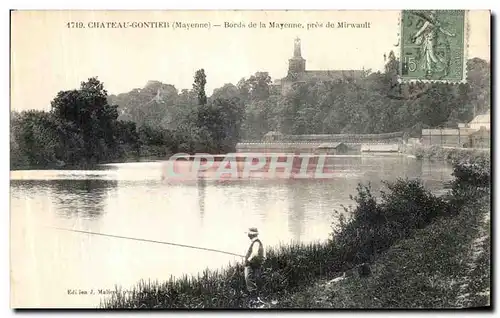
[237, 78, 251, 102]
[246, 72, 272, 101]
[193, 69, 207, 106]
[211, 83, 240, 101]
[48, 77, 122, 164]
[115, 120, 140, 158]
[10, 110, 59, 168]
[195, 97, 245, 153]
[466, 58, 490, 116]
[109, 81, 178, 129]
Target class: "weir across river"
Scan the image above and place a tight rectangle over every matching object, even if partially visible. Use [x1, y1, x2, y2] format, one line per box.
[235, 142, 402, 154]
[236, 131, 405, 154]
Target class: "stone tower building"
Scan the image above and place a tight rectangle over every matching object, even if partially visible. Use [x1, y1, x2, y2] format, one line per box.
[288, 38, 306, 76]
[271, 38, 366, 95]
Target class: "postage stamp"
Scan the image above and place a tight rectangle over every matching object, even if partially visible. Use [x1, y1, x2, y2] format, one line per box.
[400, 10, 467, 82]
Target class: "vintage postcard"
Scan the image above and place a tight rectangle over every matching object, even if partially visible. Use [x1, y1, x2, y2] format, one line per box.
[10, 10, 491, 309]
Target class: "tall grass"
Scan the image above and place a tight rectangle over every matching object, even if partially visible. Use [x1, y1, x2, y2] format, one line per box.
[101, 160, 490, 309]
[101, 242, 335, 308]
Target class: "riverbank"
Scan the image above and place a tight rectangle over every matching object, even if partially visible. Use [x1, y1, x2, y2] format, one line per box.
[9, 156, 167, 171]
[278, 153, 491, 309]
[100, 157, 490, 309]
[404, 144, 490, 163]
[279, 195, 490, 308]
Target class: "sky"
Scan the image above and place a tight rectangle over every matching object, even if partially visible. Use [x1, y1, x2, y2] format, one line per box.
[11, 10, 490, 111]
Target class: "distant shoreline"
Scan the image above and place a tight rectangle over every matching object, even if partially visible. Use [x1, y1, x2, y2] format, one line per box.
[402, 144, 490, 163]
[9, 156, 166, 172]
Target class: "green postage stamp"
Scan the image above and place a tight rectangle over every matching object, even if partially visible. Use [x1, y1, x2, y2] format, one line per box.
[400, 10, 467, 82]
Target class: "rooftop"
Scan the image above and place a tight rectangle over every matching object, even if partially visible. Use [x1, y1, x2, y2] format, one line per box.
[469, 113, 490, 124]
[317, 142, 347, 149]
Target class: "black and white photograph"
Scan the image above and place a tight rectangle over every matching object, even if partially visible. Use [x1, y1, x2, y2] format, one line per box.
[9, 9, 491, 309]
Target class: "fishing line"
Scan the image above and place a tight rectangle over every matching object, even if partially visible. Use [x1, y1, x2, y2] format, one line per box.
[50, 227, 245, 258]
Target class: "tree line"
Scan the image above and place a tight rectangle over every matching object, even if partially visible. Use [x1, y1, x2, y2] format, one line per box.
[10, 52, 489, 169]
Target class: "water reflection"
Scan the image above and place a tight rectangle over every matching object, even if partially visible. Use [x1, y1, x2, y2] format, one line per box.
[55, 179, 118, 219]
[197, 178, 206, 221]
[11, 179, 118, 220]
[286, 182, 305, 242]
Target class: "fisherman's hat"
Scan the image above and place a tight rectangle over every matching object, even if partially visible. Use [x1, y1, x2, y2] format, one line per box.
[246, 227, 259, 235]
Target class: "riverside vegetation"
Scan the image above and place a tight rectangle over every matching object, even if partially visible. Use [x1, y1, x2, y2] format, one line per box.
[282, 153, 490, 308]
[409, 144, 490, 163]
[10, 56, 489, 169]
[101, 155, 490, 309]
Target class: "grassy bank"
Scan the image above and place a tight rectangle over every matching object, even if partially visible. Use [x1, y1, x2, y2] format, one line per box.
[281, 196, 490, 308]
[101, 158, 490, 309]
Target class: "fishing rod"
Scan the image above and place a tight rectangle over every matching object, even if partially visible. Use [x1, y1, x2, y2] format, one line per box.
[50, 227, 245, 258]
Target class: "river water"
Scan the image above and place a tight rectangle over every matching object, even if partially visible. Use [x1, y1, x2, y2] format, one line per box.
[10, 154, 453, 308]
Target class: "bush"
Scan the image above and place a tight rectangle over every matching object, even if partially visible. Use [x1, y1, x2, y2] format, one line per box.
[452, 157, 490, 188]
[451, 156, 491, 206]
[330, 179, 449, 267]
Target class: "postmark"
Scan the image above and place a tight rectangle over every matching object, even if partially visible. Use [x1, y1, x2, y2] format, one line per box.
[400, 10, 467, 82]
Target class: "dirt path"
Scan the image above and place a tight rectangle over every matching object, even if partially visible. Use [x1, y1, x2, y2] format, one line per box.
[456, 198, 491, 307]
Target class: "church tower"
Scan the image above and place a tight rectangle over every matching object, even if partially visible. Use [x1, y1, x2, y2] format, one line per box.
[288, 37, 306, 77]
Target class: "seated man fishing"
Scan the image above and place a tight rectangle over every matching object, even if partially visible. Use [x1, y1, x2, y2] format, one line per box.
[244, 227, 265, 302]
